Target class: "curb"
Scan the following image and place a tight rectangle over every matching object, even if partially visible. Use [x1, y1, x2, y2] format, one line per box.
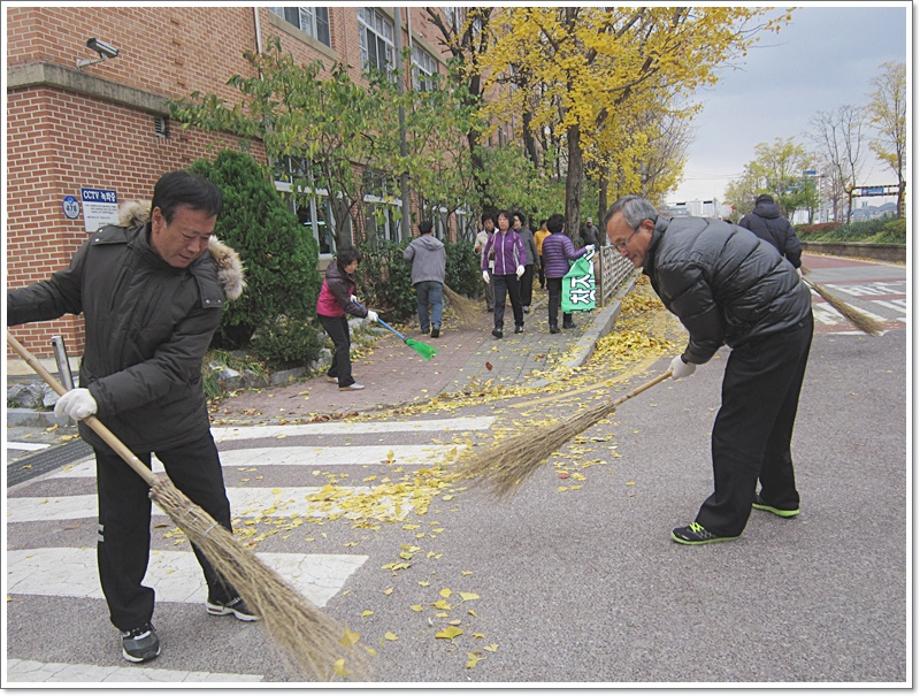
[7, 407, 67, 428]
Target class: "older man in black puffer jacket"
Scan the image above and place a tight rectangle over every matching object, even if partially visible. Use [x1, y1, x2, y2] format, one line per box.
[604, 195, 813, 545]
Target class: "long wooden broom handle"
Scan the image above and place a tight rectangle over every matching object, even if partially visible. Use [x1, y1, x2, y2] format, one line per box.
[612, 369, 673, 408]
[7, 331, 158, 488]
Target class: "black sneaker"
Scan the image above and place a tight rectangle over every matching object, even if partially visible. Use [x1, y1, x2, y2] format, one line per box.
[562, 321, 576, 329]
[492, 328, 503, 339]
[549, 325, 561, 334]
[752, 493, 800, 518]
[430, 326, 440, 338]
[671, 522, 739, 545]
[121, 623, 160, 663]
[514, 325, 524, 334]
[207, 596, 260, 622]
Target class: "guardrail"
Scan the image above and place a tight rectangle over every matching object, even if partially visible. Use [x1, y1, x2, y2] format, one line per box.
[596, 247, 635, 305]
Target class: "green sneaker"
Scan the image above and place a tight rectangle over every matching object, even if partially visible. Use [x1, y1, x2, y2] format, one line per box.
[671, 521, 739, 545]
[752, 493, 799, 518]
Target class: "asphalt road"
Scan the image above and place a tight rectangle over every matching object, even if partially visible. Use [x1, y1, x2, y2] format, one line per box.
[5, 256, 907, 685]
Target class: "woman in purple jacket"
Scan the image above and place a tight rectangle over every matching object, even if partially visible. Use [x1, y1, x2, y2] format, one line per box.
[540, 213, 593, 333]
[481, 210, 525, 339]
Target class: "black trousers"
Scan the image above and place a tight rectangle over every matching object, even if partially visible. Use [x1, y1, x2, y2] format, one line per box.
[546, 277, 572, 328]
[95, 431, 235, 631]
[492, 274, 524, 329]
[319, 314, 354, 388]
[537, 257, 545, 288]
[520, 264, 535, 307]
[696, 312, 814, 536]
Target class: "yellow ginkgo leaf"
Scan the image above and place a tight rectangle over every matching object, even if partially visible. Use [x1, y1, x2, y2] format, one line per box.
[435, 626, 464, 640]
[434, 612, 449, 618]
[433, 599, 452, 610]
[384, 631, 398, 641]
[448, 619, 462, 626]
[467, 608, 478, 617]
[419, 580, 430, 587]
[365, 647, 378, 657]
[361, 610, 374, 618]
[340, 629, 361, 647]
[459, 592, 480, 602]
[465, 652, 484, 669]
[439, 588, 452, 598]
[410, 604, 423, 612]
[461, 570, 473, 576]
[383, 587, 394, 596]
[472, 632, 485, 639]
[333, 658, 348, 677]
[484, 643, 499, 653]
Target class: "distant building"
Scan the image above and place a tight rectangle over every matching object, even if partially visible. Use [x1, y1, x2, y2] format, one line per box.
[665, 198, 721, 218]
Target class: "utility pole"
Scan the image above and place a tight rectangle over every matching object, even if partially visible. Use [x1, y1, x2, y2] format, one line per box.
[391, 6, 412, 241]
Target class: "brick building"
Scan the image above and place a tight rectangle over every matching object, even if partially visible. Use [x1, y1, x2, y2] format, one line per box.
[5, 5, 464, 359]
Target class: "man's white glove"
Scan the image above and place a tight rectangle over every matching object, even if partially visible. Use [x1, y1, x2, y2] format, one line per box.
[482, 270, 490, 284]
[350, 294, 359, 303]
[54, 387, 97, 421]
[366, 310, 379, 323]
[515, 265, 525, 279]
[669, 355, 696, 380]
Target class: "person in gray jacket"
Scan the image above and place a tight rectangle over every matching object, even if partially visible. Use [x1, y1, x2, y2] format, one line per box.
[604, 195, 813, 546]
[403, 220, 446, 338]
[7, 171, 253, 663]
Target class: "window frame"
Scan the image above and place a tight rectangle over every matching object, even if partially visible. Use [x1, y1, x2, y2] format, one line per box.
[270, 6, 331, 47]
[358, 7, 395, 74]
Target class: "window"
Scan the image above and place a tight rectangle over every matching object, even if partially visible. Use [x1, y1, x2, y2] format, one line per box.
[270, 7, 330, 47]
[273, 155, 337, 255]
[362, 168, 402, 242]
[411, 44, 438, 92]
[358, 8, 394, 74]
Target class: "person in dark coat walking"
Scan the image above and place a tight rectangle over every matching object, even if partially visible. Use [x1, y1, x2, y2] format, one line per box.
[7, 172, 253, 663]
[540, 213, 593, 333]
[604, 195, 813, 545]
[316, 247, 378, 390]
[739, 194, 803, 272]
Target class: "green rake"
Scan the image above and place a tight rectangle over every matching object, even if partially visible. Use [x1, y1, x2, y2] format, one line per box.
[375, 318, 438, 361]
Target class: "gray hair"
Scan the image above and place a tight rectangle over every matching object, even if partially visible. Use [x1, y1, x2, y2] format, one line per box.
[604, 195, 658, 229]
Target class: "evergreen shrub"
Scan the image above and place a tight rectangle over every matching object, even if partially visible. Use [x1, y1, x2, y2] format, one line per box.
[250, 315, 325, 369]
[189, 149, 321, 348]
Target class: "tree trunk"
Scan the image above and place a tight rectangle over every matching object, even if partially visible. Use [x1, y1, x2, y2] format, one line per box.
[898, 179, 906, 219]
[564, 122, 583, 241]
[597, 174, 608, 232]
[522, 110, 539, 169]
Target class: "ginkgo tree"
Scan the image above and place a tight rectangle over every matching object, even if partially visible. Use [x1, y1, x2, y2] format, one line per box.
[478, 7, 789, 236]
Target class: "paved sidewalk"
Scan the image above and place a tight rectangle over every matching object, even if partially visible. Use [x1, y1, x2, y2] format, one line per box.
[211, 277, 635, 423]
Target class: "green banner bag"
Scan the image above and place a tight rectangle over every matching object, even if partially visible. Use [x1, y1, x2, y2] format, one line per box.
[561, 252, 596, 313]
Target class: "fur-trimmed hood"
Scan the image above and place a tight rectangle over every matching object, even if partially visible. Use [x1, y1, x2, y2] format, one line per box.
[118, 200, 245, 301]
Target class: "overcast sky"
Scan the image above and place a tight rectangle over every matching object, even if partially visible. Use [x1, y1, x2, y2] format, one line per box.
[670, 3, 908, 205]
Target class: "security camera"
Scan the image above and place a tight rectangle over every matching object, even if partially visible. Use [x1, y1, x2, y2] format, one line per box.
[76, 37, 120, 69]
[86, 37, 119, 59]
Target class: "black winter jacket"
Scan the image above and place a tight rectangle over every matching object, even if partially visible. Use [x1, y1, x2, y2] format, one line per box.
[738, 202, 802, 268]
[643, 216, 812, 365]
[8, 219, 245, 452]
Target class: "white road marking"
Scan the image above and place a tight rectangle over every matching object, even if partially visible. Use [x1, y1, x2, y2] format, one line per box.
[48, 443, 465, 479]
[5, 658, 262, 683]
[211, 415, 495, 442]
[7, 547, 367, 608]
[6, 484, 417, 523]
[872, 299, 908, 321]
[7, 442, 51, 451]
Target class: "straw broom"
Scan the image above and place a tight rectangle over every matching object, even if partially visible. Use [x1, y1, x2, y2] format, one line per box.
[444, 283, 483, 328]
[458, 369, 672, 497]
[7, 332, 368, 681]
[800, 266, 885, 336]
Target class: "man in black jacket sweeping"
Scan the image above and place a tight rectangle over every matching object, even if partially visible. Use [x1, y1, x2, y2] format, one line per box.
[604, 195, 813, 545]
[8, 171, 255, 662]
[739, 193, 803, 272]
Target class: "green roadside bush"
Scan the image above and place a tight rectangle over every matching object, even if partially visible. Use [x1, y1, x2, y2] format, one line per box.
[796, 217, 905, 244]
[445, 240, 482, 298]
[189, 150, 322, 354]
[250, 315, 325, 369]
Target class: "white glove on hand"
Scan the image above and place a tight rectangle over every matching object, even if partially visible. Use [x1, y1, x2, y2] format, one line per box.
[669, 355, 696, 380]
[366, 310, 379, 323]
[585, 244, 596, 253]
[482, 270, 491, 284]
[54, 387, 97, 421]
[515, 265, 525, 279]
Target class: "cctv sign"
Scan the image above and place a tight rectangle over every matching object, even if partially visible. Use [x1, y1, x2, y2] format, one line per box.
[81, 187, 118, 233]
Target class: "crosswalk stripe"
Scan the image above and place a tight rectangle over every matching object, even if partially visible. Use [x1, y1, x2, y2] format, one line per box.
[7, 442, 52, 451]
[872, 299, 908, 320]
[211, 415, 495, 442]
[5, 658, 262, 683]
[7, 547, 367, 609]
[7, 484, 410, 523]
[48, 443, 466, 479]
